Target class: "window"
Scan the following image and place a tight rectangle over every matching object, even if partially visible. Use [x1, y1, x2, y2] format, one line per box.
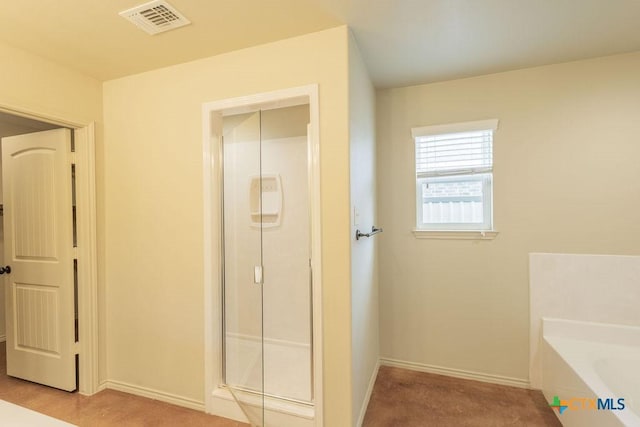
[412, 119, 498, 234]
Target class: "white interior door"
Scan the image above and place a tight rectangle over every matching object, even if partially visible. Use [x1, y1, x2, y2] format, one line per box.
[2, 128, 76, 391]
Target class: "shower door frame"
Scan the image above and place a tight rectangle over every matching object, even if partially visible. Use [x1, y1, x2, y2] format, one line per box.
[202, 84, 323, 426]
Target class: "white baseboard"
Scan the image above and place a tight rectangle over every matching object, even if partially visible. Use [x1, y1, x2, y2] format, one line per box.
[380, 357, 530, 389]
[356, 359, 380, 427]
[104, 380, 205, 412]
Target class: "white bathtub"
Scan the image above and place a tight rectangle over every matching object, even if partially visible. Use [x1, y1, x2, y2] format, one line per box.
[541, 318, 640, 427]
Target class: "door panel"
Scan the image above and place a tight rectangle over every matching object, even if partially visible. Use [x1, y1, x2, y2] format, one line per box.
[222, 111, 264, 425]
[260, 107, 312, 404]
[2, 128, 76, 391]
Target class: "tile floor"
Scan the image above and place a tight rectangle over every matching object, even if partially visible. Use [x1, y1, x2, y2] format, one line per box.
[0, 342, 247, 427]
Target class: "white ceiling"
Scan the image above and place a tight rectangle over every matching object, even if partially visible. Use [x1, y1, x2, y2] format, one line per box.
[0, 0, 639, 88]
[336, 0, 640, 87]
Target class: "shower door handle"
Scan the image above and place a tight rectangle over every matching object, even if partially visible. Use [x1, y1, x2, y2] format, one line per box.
[254, 265, 263, 285]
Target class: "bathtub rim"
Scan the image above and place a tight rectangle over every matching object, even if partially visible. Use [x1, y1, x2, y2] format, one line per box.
[541, 317, 640, 427]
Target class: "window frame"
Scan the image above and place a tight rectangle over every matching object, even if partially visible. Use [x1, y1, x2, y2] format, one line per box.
[412, 119, 499, 237]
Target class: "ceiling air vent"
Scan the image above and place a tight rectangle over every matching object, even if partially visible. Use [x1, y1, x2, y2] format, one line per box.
[119, 0, 191, 35]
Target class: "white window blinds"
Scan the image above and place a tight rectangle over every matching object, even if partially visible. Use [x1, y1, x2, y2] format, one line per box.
[412, 119, 498, 178]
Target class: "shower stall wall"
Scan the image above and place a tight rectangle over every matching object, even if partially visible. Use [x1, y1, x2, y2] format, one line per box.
[208, 99, 316, 427]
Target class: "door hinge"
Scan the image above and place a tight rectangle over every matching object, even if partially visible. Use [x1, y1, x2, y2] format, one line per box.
[70, 151, 77, 165]
[73, 341, 80, 355]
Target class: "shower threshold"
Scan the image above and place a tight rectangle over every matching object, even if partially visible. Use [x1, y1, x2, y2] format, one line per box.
[212, 385, 315, 426]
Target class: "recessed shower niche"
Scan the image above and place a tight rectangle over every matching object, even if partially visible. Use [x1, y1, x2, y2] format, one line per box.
[249, 174, 282, 228]
[204, 88, 320, 427]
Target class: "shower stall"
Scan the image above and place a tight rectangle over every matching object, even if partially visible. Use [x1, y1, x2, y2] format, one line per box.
[203, 87, 321, 427]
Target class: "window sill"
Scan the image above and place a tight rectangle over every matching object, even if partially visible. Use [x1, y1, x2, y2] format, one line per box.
[412, 230, 499, 240]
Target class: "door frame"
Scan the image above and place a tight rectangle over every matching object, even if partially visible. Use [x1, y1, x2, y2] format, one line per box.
[0, 105, 99, 395]
[202, 84, 323, 425]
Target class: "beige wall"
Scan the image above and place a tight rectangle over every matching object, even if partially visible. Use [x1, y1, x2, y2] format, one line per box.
[0, 40, 104, 378]
[349, 34, 379, 426]
[0, 41, 102, 125]
[103, 26, 353, 423]
[377, 52, 640, 383]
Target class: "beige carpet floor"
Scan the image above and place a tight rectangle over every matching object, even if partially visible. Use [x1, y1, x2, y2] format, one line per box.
[363, 366, 562, 427]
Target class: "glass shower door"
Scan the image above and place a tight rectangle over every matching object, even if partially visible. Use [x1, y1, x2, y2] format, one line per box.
[260, 106, 313, 406]
[222, 111, 264, 426]
[222, 104, 313, 426]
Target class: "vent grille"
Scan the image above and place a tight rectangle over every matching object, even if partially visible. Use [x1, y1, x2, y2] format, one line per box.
[119, 0, 190, 35]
